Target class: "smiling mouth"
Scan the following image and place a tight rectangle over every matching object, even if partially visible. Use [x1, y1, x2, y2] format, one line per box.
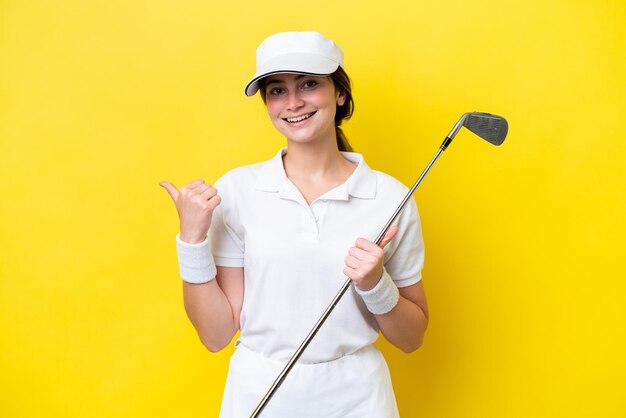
[283, 111, 316, 123]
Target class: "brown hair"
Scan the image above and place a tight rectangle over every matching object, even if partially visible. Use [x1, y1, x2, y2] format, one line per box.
[258, 67, 355, 152]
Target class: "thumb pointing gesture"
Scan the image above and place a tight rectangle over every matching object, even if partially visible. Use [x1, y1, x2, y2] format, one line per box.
[159, 179, 221, 244]
[160, 178, 205, 203]
[159, 181, 180, 203]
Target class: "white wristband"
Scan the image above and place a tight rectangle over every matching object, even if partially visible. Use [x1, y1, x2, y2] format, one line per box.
[354, 268, 399, 315]
[175, 233, 217, 284]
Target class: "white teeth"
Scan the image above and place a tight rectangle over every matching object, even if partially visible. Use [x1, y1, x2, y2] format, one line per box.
[286, 113, 313, 123]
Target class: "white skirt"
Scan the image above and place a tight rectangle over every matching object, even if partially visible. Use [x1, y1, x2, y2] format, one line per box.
[219, 342, 400, 418]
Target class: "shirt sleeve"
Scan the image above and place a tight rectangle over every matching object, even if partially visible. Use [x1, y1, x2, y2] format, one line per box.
[383, 197, 425, 288]
[209, 174, 245, 268]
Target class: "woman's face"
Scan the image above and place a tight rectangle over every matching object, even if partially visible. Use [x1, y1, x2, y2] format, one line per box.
[263, 73, 345, 145]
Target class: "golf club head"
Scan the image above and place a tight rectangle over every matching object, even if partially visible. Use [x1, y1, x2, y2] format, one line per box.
[463, 112, 508, 145]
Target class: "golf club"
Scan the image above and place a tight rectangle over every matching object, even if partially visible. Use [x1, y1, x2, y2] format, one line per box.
[249, 111, 508, 418]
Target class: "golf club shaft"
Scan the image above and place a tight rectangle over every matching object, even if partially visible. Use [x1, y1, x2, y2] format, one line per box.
[249, 143, 448, 418]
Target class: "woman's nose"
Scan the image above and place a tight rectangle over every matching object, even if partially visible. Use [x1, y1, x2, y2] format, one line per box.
[286, 91, 304, 110]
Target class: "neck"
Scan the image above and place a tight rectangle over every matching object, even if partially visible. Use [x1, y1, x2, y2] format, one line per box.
[281, 135, 357, 205]
[282, 138, 344, 178]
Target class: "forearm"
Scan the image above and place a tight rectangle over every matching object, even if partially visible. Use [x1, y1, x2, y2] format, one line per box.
[375, 289, 428, 353]
[182, 280, 239, 352]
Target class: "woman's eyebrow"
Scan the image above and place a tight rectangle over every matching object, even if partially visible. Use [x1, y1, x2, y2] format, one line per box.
[266, 74, 311, 86]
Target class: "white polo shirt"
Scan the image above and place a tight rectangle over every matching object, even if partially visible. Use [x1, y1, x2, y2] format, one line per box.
[209, 148, 424, 364]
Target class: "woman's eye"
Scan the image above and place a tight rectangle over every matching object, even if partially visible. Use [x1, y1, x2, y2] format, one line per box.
[302, 80, 318, 89]
[269, 87, 285, 96]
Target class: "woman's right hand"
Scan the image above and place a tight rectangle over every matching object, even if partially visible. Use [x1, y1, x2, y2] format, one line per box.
[160, 179, 221, 244]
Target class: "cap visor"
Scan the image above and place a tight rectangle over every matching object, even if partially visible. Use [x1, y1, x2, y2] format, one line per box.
[244, 53, 340, 96]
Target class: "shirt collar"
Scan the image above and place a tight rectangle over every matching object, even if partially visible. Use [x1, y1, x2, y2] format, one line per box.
[254, 148, 377, 200]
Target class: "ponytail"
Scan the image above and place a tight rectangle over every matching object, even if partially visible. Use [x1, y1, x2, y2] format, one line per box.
[336, 126, 352, 152]
[330, 67, 355, 152]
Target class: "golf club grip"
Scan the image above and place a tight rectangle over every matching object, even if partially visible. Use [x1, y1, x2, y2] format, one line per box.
[249, 146, 447, 418]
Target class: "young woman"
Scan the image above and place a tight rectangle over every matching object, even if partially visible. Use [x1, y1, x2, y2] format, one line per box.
[161, 31, 429, 418]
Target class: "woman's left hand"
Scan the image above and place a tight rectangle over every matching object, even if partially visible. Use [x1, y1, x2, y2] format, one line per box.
[344, 226, 399, 291]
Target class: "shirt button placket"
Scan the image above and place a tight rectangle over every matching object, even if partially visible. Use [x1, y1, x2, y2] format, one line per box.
[299, 204, 318, 240]
[308, 202, 321, 239]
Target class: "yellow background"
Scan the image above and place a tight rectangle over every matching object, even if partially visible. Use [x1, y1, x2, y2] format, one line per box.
[1, 0, 624, 417]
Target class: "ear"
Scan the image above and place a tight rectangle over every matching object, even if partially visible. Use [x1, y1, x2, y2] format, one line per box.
[337, 90, 346, 107]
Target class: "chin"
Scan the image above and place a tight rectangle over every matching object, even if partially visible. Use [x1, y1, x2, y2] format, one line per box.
[284, 126, 336, 145]
[277, 126, 314, 143]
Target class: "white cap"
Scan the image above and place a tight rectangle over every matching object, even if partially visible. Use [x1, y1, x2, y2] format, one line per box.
[245, 31, 344, 96]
